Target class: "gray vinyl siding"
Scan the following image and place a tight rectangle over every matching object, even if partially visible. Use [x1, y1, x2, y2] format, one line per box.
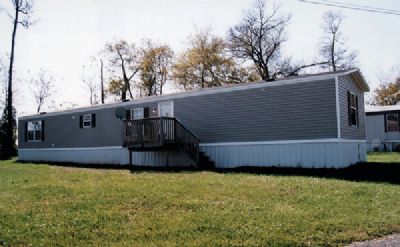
[18, 102, 158, 149]
[338, 75, 366, 140]
[19, 78, 338, 148]
[174, 79, 337, 143]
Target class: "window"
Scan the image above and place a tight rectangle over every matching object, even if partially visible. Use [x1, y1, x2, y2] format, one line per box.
[27, 121, 43, 142]
[83, 114, 92, 128]
[386, 113, 399, 132]
[348, 92, 358, 126]
[79, 114, 96, 128]
[131, 108, 144, 120]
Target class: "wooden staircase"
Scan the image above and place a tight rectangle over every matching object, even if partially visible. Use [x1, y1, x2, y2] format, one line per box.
[198, 151, 215, 170]
[123, 117, 214, 169]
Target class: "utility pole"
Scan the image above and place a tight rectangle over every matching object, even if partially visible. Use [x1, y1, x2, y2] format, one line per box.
[100, 59, 104, 104]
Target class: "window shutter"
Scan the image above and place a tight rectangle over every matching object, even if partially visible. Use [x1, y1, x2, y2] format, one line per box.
[91, 114, 96, 128]
[384, 113, 387, 132]
[347, 91, 351, 126]
[144, 107, 149, 118]
[79, 115, 83, 128]
[41, 120, 45, 141]
[24, 122, 28, 142]
[126, 109, 131, 120]
[355, 95, 359, 127]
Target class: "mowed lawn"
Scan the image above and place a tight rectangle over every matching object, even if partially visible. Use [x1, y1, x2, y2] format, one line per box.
[368, 152, 400, 163]
[1, 156, 400, 247]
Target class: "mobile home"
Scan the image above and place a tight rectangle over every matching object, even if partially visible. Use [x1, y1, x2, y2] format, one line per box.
[366, 105, 400, 151]
[18, 69, 369, 168]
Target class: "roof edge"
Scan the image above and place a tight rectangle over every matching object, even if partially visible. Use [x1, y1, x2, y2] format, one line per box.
[343, 68, 370, 92]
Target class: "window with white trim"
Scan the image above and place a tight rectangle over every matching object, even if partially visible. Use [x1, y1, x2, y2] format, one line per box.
[27, 121, 43, 142]
[386, 113, 399, 132]
[83, 114, 92, 128]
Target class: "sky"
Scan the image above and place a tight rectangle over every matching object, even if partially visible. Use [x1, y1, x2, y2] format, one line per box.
[0, 0, 399, 116]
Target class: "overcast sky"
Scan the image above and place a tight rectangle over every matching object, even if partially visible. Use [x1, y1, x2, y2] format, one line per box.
[0, 0, 399, 116]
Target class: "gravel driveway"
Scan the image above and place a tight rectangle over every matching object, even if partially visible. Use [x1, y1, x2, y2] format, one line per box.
[347, 234, 400, 247]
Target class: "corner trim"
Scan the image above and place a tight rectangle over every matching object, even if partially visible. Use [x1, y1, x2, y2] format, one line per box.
[335, 76, 341, 138]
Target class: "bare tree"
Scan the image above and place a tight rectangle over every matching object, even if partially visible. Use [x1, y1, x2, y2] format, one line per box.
[228, 0, 324, 80]
[83, 79, 99, 105]
[319, 11, 357, 71]
[104, 40, 139, 101]
[30, 69, 55, 113]
[3, 0, 33, 159]
[228, 0, 289, 80]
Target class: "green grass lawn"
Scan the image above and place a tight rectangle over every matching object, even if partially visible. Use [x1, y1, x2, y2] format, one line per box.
[1, 155, 400, 246]
[368, 152, 400, 163]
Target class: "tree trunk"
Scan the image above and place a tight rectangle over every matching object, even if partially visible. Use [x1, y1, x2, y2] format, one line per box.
[120, 63, 130, 101]
[4, 6, 19, 159]
[100, 59, 104, 104]
[331, 33, 336, 72]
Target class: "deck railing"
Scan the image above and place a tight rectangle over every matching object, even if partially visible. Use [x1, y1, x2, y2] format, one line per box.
[123, 117, 200, 162]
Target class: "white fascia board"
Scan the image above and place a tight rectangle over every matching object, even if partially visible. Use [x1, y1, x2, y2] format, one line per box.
[199, 139, 366, 146]
[19, 146, 124, 151]
[18, 139, 366, 151]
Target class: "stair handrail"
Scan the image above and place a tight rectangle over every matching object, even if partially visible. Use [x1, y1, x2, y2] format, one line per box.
[173, 118, 200, 163]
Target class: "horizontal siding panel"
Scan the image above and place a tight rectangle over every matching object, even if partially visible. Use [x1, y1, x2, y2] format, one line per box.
[19, 78, 337, 148]
[175, 79, 337, 142]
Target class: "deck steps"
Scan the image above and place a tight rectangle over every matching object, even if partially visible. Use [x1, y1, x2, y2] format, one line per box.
[198, 151, 215, 170]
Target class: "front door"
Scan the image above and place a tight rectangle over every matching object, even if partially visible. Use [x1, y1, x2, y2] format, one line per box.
[158, 101, 174, 141]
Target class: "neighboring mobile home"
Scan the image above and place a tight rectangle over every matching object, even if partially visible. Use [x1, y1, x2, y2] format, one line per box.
[366, 105, 400, 151]
[18, 69, 369, 168]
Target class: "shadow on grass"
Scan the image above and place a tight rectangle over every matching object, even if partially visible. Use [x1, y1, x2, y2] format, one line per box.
[221, 162, 400, 185]
[16, 160, 400, 185]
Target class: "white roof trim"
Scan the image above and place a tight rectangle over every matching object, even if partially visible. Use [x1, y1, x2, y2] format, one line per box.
[343, 68, 370, 92]
[365, 105, 400, 113]
[19, 69, 366, 120]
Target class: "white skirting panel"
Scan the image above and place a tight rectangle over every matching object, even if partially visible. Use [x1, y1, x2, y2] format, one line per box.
[200, 140, 366, 169]
[19, 140, 366, 168]
[18, 147, 195, 167]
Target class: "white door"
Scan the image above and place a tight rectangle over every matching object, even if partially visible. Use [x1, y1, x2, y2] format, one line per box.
[158, 101, 174, 141]
[158, 101, 174, 117]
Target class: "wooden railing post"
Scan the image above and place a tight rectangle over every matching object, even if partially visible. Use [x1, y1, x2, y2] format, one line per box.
[174, 120, 177, 145]
[160, 117, 164, 145]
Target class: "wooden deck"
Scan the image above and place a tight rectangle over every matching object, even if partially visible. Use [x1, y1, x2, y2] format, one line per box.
[123, 117, 200, 163]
